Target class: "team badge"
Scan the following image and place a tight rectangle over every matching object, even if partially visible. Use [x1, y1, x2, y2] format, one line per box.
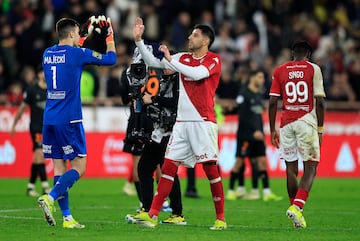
[92, 51, 102, 59]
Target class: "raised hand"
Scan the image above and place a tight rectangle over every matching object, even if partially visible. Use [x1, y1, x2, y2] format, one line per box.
[79, 15, 96, 46]
[105, 17, 114, 43]
[133, 17, 145, 42]
[80, 15, 96, 37]
[158, 44, 172, 61]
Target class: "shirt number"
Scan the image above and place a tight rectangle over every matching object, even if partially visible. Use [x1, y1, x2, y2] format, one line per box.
[51, 66, 57, 89]
[285, 81, 308, 103]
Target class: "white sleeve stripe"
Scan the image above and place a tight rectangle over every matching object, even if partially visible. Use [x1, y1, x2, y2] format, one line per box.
[269, 93, 281, 96]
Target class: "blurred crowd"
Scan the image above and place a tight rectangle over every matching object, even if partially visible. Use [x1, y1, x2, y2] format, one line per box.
[0, 0, 359, 110]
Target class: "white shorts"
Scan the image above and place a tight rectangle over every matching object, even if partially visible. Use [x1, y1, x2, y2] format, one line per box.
[165, 121, 219, 167]
[280, 120, 320, 162]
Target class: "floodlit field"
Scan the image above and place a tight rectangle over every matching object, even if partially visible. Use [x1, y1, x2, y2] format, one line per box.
[0, 178, 359, 241]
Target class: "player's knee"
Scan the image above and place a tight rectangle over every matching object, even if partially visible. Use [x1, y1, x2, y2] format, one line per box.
[202, 162, 220, 181]
[161, 158, 178, 178]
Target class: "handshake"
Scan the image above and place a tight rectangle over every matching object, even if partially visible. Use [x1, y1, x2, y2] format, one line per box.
[79, 15, 114, 48]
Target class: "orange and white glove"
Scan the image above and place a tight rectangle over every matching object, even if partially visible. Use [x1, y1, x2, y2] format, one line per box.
[79, 15, 96, 46]
[105, 17, 114, 44]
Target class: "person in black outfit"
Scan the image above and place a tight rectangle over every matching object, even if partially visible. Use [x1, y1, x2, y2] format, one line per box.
[185, 167, 200, 198]
[119, 62, 153, 203]
[226, 69, 282, 201]
[10, 67, 51, 197]
[125, 67, 186, 225]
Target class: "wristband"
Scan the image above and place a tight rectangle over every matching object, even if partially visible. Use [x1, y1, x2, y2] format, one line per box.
[78, 36, 86, 46]
[106, 33, 114, 43]
[318, 126, 324, 134]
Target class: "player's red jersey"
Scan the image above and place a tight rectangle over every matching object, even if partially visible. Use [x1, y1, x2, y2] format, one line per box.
[270, 60, 325, 127]
[176, 51, 221, 123]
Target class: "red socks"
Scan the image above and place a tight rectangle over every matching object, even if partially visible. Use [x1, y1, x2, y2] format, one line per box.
[203, 163, 225, 221]
[293, 188, 309, 210]
[149, 159, 178, 217]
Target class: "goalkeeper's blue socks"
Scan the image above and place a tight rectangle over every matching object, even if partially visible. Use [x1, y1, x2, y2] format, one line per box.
[49, 169, 80, 201]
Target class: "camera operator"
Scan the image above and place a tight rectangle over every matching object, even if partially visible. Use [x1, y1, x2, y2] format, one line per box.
[126, 67, 186, 225]
[119, 59, 153, 201]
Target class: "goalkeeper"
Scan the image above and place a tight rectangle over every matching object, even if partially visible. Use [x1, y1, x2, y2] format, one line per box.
[37, 16, 116, 228]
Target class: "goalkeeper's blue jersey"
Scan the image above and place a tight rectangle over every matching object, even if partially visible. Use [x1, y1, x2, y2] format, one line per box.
[42, 45, 116, 125]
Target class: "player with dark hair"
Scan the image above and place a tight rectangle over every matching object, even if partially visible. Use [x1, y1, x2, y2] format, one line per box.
[132, 17, 226, 230]
[37, 16, 116, 228]
[10, 67, 51, 197]
[269, 40, 325, 228]
[227, 69, 282, 201]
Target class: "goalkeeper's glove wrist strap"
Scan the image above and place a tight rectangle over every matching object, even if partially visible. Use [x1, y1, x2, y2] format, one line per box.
[79, 36, 86, 46]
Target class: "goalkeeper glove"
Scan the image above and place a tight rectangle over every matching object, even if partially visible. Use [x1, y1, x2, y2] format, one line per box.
[97, 16, 114, 44]
[106, 17, 114, 44]
[79, 16, 96, 46]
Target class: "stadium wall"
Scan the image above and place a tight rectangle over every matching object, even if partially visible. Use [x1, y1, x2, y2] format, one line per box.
[0, 106, 359, 178]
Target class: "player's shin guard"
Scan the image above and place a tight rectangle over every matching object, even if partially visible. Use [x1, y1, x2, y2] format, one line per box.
[149, 159, 178, 218]
[54, 176, 70, 216]
[203, 162, 225, 221]
[50, 169, 80, 200]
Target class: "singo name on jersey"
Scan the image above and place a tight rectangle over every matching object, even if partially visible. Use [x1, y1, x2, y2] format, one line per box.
[288, 71, 304, 79]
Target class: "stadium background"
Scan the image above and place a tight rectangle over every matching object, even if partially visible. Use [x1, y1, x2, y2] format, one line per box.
[0, 0, 359, 178]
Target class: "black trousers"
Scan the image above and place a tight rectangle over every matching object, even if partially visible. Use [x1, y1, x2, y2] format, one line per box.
[137, 136, 183, 215]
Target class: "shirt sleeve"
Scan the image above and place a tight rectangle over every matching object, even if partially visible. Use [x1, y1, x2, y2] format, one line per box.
[81, 48, 116, 66]
[167, 59, 209, 81]
[311, 63, 326, 97]
[269, 67, 281, 97]
[135, 40, 170, 69]
[23, 86, 33, 105]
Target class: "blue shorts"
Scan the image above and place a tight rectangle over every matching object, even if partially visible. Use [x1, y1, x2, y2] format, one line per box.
[42, 122, 87, 160]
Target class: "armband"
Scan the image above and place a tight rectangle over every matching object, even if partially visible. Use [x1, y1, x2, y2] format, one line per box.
[317, 126, 324, 134]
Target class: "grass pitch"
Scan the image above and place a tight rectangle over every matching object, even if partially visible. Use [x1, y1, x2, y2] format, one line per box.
[0, 178, 359, 241]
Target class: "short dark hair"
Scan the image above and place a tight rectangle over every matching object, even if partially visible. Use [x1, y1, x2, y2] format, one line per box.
[291, 40, 313, 55]
[56, 18, 80, 40]
[249, 69, 263, 78]
[194, 24, 215, 48]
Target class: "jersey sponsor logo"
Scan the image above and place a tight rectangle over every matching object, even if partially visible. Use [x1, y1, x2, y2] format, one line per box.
[47, 91, 66, 99]
[286, 64, 307, 69]
[288, 71, 304, 79]
[62, 145, 74, 155]
[284, 105, 309, 112]
[44, 54, 66, 64]
[92, 51, 102, 59]
[43, 144, 52, 154]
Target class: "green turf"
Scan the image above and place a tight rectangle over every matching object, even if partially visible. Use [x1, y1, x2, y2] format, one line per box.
[0, 178, 359, 241]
